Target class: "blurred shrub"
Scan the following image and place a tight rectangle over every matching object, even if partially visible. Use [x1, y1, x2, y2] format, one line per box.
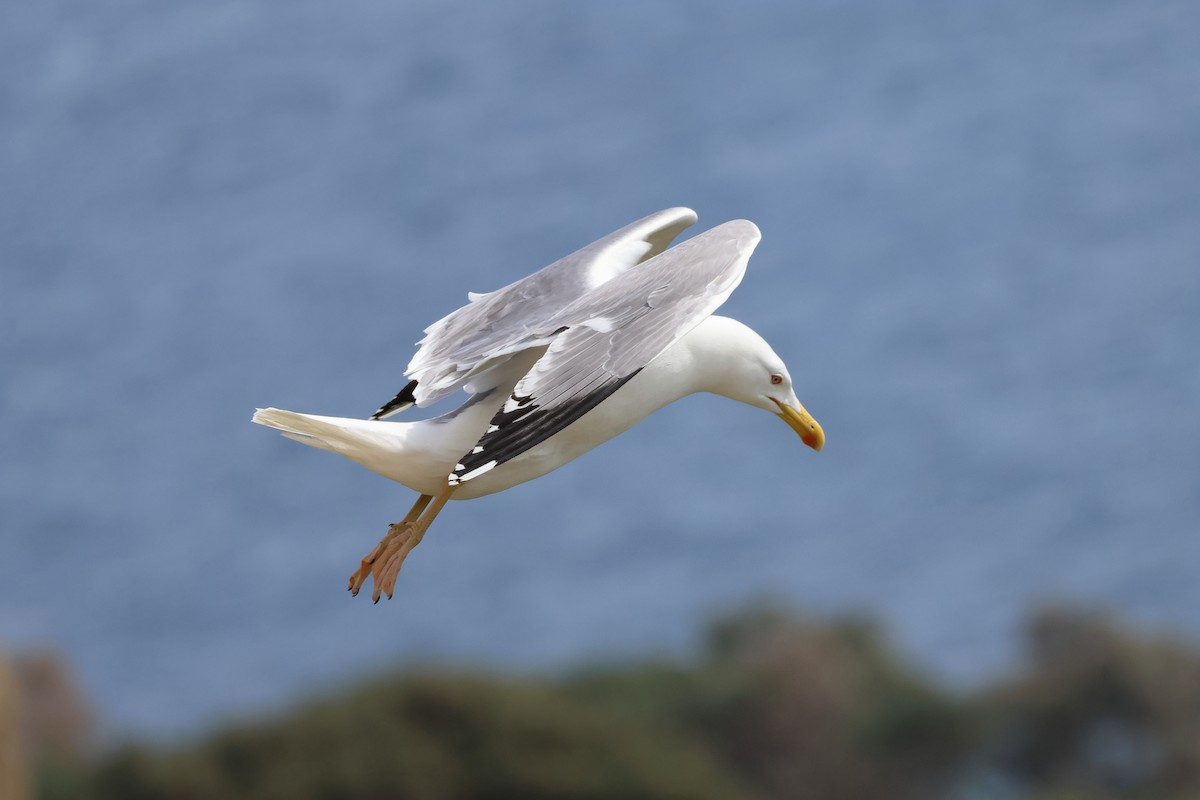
[974, 605, 1200, 800]
[14, 650, 94, 763]
[711, 605, 972, 799]
[51, 671, 753, 800]
[1, 650, 31, 800]
[32, 603, 1200, 800]
[8, 649, 95, 800]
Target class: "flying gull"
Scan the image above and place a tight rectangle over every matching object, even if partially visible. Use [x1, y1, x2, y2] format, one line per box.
[253, 208, 824, 602]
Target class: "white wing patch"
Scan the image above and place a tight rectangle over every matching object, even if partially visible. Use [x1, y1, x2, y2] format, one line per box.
[586, 239, 653, 289]
[502, 394, 534, 413]
[581, 317, 616, 333]
[449, 459, 497, 485]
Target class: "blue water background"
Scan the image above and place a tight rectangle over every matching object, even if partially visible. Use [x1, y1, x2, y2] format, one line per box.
[2, 1, 1198, 736]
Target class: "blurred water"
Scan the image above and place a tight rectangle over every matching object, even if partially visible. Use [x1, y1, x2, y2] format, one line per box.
[1, 0, 1198, 736]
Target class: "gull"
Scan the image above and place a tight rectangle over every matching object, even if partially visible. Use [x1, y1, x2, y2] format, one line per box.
[253, 208, 824, 602]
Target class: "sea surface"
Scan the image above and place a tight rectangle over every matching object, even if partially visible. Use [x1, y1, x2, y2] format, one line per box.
[2, 0, 1198, 737]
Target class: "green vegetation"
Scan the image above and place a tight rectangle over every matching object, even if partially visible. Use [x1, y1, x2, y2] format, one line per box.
[37, 605, 1200, 800]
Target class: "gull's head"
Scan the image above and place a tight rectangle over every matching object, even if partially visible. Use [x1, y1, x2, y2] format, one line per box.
[694, 316, 825, 452]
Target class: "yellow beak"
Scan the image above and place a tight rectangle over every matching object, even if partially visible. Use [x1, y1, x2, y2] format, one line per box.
[773, 399, 825, 452]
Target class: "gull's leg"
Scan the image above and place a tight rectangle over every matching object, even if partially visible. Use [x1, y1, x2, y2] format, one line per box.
[348, 493, 432, 596]
[370, 483, 458, 603]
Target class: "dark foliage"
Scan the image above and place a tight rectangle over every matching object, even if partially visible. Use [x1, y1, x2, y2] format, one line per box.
[34, 604, 1200, 800]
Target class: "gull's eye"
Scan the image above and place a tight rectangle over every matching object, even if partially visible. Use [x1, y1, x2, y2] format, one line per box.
[770, 373, 784, 386]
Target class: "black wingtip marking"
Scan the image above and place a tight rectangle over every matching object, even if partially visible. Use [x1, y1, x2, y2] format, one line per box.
[451, 368, 643, 482]
[371, 379, 419, 420]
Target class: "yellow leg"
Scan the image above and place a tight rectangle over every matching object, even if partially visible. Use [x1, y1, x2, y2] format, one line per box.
[347, 493, 431, 596]
[348, 484, 458, 602]
[372, 484, 457, 602]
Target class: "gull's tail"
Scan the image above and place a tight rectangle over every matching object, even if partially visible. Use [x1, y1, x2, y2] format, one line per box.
[251, 409, 414, 479]
[253, 408, 371, 453]
[253, 407, 453, 496]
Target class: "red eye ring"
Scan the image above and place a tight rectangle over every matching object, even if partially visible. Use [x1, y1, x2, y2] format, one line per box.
[770, 374, 783, 385]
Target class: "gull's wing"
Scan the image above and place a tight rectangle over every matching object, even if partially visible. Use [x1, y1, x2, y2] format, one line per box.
[449, 219, 761, 484]
[371, 207, 697, 418]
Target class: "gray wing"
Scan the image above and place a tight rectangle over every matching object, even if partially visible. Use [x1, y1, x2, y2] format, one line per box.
[449, 219, 761, 484]
[371, 207, 697, 418]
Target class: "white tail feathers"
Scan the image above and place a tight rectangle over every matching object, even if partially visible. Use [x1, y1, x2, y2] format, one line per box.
[252, 408, 396, 457]
[253, 407, 459, 495]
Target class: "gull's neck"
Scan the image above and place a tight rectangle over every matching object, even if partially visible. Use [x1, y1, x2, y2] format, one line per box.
[563, 315, 753, 444]
[645, 315, 755, 399]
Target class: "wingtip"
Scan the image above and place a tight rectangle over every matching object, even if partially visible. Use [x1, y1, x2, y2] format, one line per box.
[644, 207, 698, 234]
[674, 206, 699, 224]
[711, 219, 762, 253]
[370, 379, 418, 420]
